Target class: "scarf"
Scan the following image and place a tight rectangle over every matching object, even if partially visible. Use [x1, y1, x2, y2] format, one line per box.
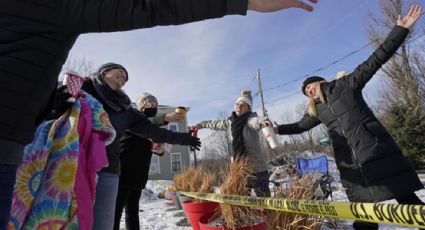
[230, 111, 252, 158]
[90, 73, 131, 111]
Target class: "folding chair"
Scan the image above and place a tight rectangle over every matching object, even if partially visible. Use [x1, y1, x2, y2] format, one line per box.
[296, 155, 338, 228]
[295, 155, 333, 200]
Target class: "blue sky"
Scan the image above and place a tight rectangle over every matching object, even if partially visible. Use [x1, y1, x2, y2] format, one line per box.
[65, 0, 423, 140]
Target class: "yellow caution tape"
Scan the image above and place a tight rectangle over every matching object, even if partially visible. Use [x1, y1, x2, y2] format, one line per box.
[152, 180, 176, 190]
[152, 180, 425, 228]
[180, 191, 425, 229]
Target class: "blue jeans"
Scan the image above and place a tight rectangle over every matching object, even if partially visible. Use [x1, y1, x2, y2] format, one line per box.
[92, 172, 119, 230]
[0, 164, 18, 230]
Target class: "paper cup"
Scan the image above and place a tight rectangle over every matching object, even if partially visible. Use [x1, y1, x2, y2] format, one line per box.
[261, 126, 278, 149]
[63, 71, 84, 102]
[151, 142, 159, 151]
[175, 106, 187, 114]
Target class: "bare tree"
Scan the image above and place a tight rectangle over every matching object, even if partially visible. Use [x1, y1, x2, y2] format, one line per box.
[367, 0, 425, 113]
[198, 111, 233, 170]
[295, 103, 315, 150]
[61, 56, 95, 78]
[277, 102, 329, 155]
[279, 110, 301, 152]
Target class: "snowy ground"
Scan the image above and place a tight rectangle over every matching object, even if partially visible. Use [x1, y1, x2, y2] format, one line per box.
[117, 180, 192, 230]
[117, 157, 425, 230]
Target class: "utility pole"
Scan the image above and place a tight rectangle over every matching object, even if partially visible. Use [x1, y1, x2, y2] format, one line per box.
[256, 68, 267, 117]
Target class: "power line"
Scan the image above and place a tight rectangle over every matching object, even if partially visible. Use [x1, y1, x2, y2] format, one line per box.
[266, 68, 355, 106]
[257, 32, 425, 104]
[260, 39, 379, 94]
[257, 31, 425, 97]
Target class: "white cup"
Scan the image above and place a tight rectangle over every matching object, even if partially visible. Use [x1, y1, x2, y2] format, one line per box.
[261, 126, 278, 149]
[151, 141, 159, 151]
[63, 71, 84, 102]
[160, 143, 172, 153]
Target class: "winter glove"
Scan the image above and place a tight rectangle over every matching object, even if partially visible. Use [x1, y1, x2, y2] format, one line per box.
[45, 85, 73, 120]
[189, 136, 201, 151]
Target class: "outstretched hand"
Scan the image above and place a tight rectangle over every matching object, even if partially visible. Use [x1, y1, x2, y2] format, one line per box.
[261, 120, 272, 126]
[397, 4, 422, 29]
[164, 112, 185, 123]
[248, 0, 318, 13]
[190, 136, 201, 151]
[261, 120, 279, 133]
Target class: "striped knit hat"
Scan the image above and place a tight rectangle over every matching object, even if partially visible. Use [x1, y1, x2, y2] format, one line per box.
[136, 92, 158, 110]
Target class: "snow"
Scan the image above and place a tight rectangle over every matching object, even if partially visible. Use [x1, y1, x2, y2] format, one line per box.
[117, 160, 425, 230]
[117, 180, 192, 230]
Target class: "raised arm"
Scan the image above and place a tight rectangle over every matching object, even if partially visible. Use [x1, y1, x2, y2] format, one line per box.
[130, 117, 200, 150]
[67, 0, 249, 33]
[247, 114, 268, 131]
[276, 113, 320, 135]
[149, 111, 185, 126]
[149, 112, 169, 126]
[196, 119, 231, 131]
[66, 0, 318, 33]
[347, 4, 422, 90]
[248, 0, 317, 12]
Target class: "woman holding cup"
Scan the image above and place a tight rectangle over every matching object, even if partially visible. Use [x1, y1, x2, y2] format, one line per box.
[194, 89, 271, 197]
[114, 93, 186, 230]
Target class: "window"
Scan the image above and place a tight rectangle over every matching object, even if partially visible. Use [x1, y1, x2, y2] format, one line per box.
[149, 155, 160, 175]
[168, 123, 178, 132]
[170, 152, 182, 172]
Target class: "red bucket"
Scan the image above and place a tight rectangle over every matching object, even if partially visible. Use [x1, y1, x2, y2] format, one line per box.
[182, 200, 219, 230]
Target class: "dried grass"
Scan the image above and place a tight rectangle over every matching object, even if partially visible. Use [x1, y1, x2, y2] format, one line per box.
[266, 174, 322, 230]
[218, 157, 261, 229]
[172, 166, 217, 202]
[199, 171, 216, 193]
[173, 167, 195, 192]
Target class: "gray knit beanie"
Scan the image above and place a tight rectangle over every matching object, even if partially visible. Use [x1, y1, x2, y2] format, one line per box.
[98, 62, 129, 82]
[235, 89, 253, 109]
[136, 92, 158, 110]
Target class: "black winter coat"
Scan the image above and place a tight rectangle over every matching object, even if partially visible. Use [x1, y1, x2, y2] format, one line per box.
[119, 131, 159, 190]
[82, 79, 192, 174]
[0, 0, 248, 145]
[277, 26, 423, 202]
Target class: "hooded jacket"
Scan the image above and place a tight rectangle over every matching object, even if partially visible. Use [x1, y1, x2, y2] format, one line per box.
[277, 26, 423, 202]
[0, 0, 248, 150]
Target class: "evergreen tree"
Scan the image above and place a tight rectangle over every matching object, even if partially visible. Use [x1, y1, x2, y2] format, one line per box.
[385, 103, 425, 168]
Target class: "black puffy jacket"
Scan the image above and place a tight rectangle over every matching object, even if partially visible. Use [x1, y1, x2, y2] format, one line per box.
[82, 79, 193, 174]
[119, 132, 157, 190]
[0, 0, 248, 145]
[277, 26, 423, 202]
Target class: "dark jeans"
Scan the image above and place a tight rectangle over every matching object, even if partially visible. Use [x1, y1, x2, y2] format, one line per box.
[114, 187, 143, 230]
[248, 170, 271, 197]
[353, 193, 424, 230]
[0, 164, 18, 230]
